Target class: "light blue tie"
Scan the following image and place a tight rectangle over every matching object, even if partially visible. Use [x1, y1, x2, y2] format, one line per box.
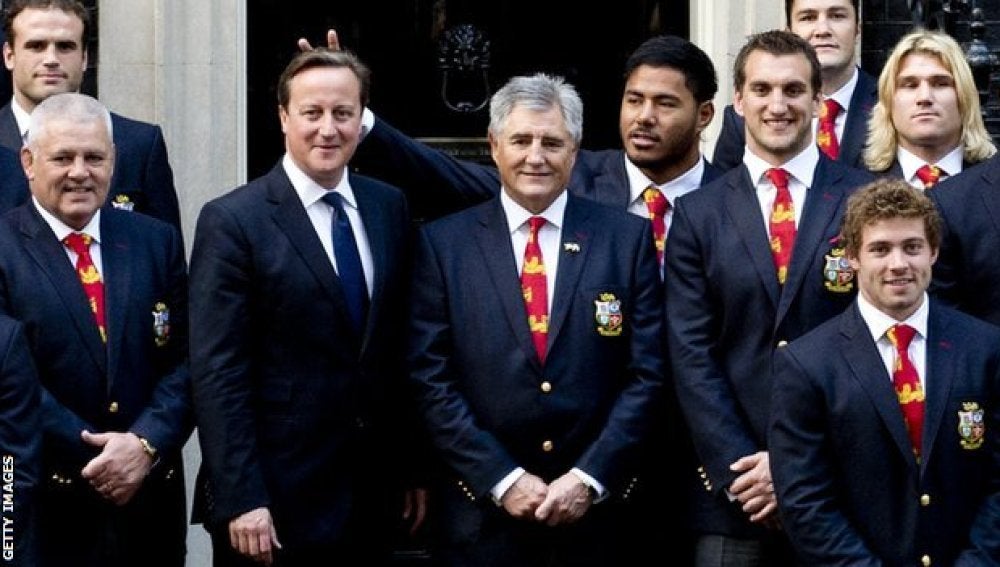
[321, 192, 368, 333]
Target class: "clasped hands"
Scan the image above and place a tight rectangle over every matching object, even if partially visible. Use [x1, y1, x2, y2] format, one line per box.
[80, 430, 154, 506]
[501, 471, 593, 526]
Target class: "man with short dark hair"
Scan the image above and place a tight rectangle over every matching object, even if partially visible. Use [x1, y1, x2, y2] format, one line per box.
[770, 178, 1000, 565]
[713, 0, 877, 172]
[666, 29, 872, 566]
[0, 0, 181, 228]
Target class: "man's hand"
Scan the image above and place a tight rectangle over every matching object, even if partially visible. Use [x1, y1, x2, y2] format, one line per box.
[534, 472, 592, 526]
[80, 430, 153, 506]
[500, 472, 547, 520]
[729, 450, 779, 525]
[297, 29, 340, 52]
[402, 487, 429, 536]
[229, 507, 282, 566]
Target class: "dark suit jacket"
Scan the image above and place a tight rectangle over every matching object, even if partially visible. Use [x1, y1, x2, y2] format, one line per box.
[713, 68, 878, 172]
[0, 314, 41, 566]
[929, 155, 1000, 325]
[408, 193, 665, 566]
[355, 117, 721, 219]
[0, 103, 182, 231]
[0, 145, 28, 212]
[0, 204, 191, 566]
[664, 156, 873, 537]
[190, 163, 415, 555]
[770, 301, 1000, 566]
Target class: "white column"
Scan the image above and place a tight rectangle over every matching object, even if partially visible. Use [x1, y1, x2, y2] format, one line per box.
[691, 0, 784, 161]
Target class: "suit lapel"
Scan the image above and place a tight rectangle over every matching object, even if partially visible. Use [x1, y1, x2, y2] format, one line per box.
[977, 161, 1000, 234]
[920, 304, 956, 474]
[100, 212, 132, 391]
[0, 105, 22, 152]
[267, 167, 357, 338]
[777, 157, 846, 323]
[18, 206, 107, 374]
[587, 152, 631, 209]
[547, 196, 591, 351]
[354, 179, 388, 353]
[475, 200, 542, 372]
[841, 305, 919, 467]
[839, 70, 877, 168]
[726, 167, 779, 309]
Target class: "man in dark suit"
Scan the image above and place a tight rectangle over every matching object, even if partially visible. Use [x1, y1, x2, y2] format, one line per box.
[928, 154, 1000, 325]
[409, 72, 665, 567]
[863, 30, 995, 188]
[665, 30, 873, 566]
[303, 30, 721, 223]
[0, 313, 42, 565]
[0, 92, 190, 566]
[0, 0, 180, 229]
[770, 178, 1000, 565]
[713, 0, 877, 172]
[191, 49, 425, 566]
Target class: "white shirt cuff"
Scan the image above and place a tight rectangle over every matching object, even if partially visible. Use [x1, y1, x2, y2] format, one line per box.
[491, 467, 526, 505]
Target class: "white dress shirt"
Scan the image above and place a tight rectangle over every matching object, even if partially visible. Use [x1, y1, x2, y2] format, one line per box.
[34, 197, 104, 274]
[856, 292, 930, 389]
[744, 143, 819, 232]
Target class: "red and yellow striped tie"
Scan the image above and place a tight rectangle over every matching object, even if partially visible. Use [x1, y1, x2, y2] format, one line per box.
[521, 216, 549, 363]
[766, 168, 796, 285]
[886, 324, 925, 458]
[816, 98, 841, 160]
[642, 185, 670, 267]
[63, 232, 107, 343]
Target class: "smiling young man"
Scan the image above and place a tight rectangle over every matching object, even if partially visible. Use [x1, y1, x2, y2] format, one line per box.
[770, 178, 1000, 565]
[665, 30, 872, 566]
[408, 73, 665, 567]
[714, 0, 877, 172]
[864, 30, 995, 189]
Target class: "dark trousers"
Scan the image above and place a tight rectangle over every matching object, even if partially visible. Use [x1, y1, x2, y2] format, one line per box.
[694, 534, 797, 567]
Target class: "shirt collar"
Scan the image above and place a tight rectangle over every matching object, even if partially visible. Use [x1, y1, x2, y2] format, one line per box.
[897, 146, 964, 182]
[625, 154, 705, 204]
[282, 154, 358, 210]
[856, 291, 930, 344]
[826, 67, 858, 112]
[11, 98, 30, 143]
[32, 195, 102, 244]
[500, 189, 567, 234]
[744, 143, 819, 189]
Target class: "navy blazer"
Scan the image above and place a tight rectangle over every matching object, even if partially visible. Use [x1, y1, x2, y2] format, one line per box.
[929, 155, 1000, 325]
[664, 156, 873, 536]
[408, 194, 665, 564]
[770, 301, 1000, 566]
[355, 116, 721, 219]
[190, 163, 415, 553]
[0, 314, 41, 565]
[0, 103, 182, 231]
[0, 203, 190, 565]
[713, 68, 878, 172]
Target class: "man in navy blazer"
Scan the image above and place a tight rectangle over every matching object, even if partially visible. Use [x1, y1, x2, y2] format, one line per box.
[0, 93, 190, 565]
[770, 178, 1000, 565]
[0, 313, 42, 566]
[191, 49, 424, 566]
[713, 0, 877, 172]
[0, 0, 181, 229]
[929, 154, 1000, 325]
[665, 30, 873, 566]
[408, 74, 665, 567]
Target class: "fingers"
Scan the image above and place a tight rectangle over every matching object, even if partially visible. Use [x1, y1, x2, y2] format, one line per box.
[326, 29, 340, 50]
[81, 429, 107, 447]
[408, 489, 428, 535]
[296, 38, 313, 52]
[229, 508, 279, 565]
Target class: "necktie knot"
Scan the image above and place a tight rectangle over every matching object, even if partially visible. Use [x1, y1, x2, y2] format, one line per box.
[915, 164, 944, 190]
[322, 191, 348, 216]
[765, 168, 790, 191]
[887, 323, 917, 352]
[63, 232, 92, 255]
[643, 185, 669, 217]
[528, 215, 546, 236]
[819, 98, 841, 124]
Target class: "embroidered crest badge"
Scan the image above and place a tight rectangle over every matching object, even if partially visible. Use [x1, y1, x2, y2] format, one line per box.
[958, 401, 985, 450]
[594, 293, 623, 337]
[152, 302, 171, 347]
[112, 194, 135, 211]
[822, 241, 854, 293]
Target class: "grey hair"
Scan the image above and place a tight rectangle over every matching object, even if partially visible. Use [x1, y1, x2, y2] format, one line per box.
[26, 92, 113, 149]
[488, 73, 583, 145]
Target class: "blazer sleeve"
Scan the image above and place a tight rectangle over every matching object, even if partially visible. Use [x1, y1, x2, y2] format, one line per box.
[664, 197, 761, 493]
[406, 227, 519, 498]
[711, 106, 745, 173]
[0, 321, 41, 564]
[128, 225, 192, 456]
[189, 200, 270, 521]
[575, 223, 666, 487]
[353, 116, 499, 218]
[769, 346, 880, 566]
[140, 125, 183, 236]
